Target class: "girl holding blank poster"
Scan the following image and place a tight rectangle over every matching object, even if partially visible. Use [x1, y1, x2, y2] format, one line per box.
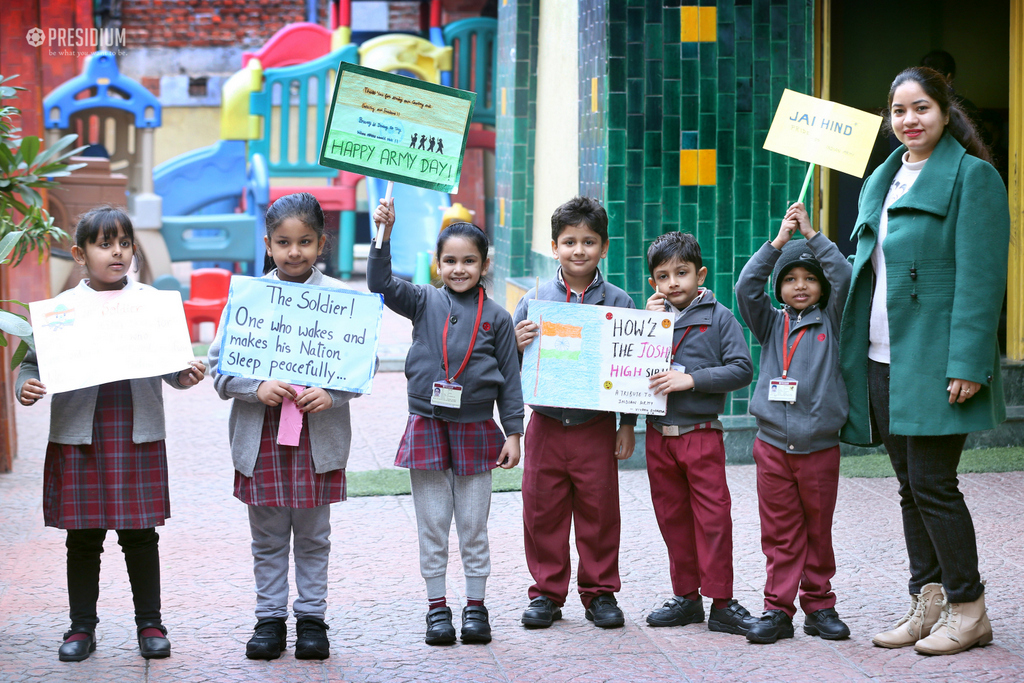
[209, 192, 365, 661]
[16, 206, 206, 662]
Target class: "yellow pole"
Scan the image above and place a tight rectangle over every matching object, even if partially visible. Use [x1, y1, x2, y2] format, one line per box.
[1009, 0, 1024, 360]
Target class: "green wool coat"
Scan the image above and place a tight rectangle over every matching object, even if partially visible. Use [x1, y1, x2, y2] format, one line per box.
[839, 133, 1009, 445]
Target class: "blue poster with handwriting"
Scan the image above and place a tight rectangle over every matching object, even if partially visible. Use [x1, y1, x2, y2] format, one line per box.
[214, 277, 383, 393]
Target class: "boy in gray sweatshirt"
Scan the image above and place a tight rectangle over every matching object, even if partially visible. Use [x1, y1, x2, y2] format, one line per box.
[735, 201, 852, 645]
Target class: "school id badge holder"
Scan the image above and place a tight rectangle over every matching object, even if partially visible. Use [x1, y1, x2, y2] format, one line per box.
[768, 377, 798, 403]
[435, 287, 484, 412]
[770, 316, 806, 404]
[431, 380, 463, 409]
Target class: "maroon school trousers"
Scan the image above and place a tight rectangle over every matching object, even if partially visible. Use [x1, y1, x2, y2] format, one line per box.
[645, 426, 733, 599]
[523, 412, 620, 608]
[752, 437, 840, 617]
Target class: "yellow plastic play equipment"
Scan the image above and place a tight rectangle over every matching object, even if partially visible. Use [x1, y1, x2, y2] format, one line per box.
[220, 58, 263, 141]
[442, 202, 474, 229]
[357, 35, 452, 84]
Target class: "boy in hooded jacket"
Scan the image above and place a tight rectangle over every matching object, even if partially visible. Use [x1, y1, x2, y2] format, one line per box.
[734, 202, 853, 645]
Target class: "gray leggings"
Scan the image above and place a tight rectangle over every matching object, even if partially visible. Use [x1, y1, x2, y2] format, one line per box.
[410, 468, 492, 601]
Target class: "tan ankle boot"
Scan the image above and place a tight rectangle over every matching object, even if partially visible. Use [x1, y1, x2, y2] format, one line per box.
[914, 591, 993, 655]
[872, 583, 944, 648]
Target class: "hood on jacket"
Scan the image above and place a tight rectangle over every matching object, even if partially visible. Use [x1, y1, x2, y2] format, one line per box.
[773, 239, 831, 309]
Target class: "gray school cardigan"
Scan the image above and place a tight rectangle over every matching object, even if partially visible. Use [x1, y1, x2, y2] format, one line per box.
[15, 279, 190, 445]
[209, 268, 369, 477]
[366, 241, 525, 435]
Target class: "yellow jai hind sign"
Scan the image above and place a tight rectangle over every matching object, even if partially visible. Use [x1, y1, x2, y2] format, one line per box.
[763, 89, 883, 177]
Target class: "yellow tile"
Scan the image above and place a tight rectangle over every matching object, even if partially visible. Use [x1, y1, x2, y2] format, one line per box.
[698, 149, 717, 186]
[499, 197, 506, 226]
[699, 7, 717, 42]
[591, 77, 599, 113]
[501, 87, 507, 117]
[680, 6, 699, 42]
[679, 150, 699, 186]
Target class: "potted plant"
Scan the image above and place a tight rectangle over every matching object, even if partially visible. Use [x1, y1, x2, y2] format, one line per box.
[0, 73, 85, 470]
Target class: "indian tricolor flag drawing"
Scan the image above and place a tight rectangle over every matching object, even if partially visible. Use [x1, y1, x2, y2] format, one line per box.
[534, 316, 583, 396]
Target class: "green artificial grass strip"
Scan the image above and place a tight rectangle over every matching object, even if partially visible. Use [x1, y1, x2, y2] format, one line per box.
[346, 467, 523, 497]
[192, 343, 210, 358]
[841, 446, 1024, 479]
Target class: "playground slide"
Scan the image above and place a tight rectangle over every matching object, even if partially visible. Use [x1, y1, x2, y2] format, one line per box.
[366, 177, 450, 280]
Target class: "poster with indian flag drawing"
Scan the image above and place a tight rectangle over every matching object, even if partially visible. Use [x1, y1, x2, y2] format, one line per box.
[521, 300, 673, 416]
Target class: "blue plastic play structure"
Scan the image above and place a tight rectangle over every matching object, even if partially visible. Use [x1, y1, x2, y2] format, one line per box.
[153, 139, 266, 278]
[367, 177, 449, 279]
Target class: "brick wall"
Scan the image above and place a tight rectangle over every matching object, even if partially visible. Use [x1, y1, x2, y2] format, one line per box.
[120, 0, 328, 49]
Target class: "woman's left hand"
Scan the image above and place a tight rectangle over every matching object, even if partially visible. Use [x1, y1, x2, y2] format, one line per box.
[948, 378, 982, 404]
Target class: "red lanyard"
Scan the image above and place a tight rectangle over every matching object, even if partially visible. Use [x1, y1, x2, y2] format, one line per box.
[672, 325, 693, 357]
[781, 314, 807, 379]
[564, 273, 592, 303]
[442, 286, 484, 383]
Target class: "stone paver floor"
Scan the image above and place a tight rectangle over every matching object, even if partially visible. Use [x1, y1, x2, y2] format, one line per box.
[2, 277, 1022, 681]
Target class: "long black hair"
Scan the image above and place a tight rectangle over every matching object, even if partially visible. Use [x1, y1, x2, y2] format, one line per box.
[884, 67, 991, 164]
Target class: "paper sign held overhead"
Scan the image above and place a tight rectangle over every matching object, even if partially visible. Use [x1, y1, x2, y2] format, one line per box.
[521, 301, 674, 416]
[214, 278, 383, 394]
[319, 62, 476, 194]
[763, 89, 883, 178]
[29, 288, 195, 394]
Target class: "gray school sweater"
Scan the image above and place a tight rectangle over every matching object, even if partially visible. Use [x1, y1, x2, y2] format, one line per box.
[16, 279, 189, 445]
[367, 242, 525, 435]
[209, 268, 366, 477]
[649, 289, 753, 429]
[511, 269, 638, 427]
[735, 233, 852, 454]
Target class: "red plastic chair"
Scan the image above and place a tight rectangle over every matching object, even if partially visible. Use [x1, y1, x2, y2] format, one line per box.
[182, 268, 232, 343]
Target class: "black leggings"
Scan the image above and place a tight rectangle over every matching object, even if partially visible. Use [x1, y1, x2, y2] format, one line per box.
[66, 528, 161, 631]
[867, 360, 982, 603]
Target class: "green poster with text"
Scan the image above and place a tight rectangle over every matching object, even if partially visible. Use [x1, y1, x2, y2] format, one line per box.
[319, 62, 476, 193]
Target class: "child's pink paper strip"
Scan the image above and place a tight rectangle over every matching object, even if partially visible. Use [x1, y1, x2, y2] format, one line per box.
[277, 385, 306, 447]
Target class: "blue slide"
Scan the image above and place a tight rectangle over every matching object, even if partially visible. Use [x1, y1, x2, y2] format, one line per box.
[367, 178, 450, 279]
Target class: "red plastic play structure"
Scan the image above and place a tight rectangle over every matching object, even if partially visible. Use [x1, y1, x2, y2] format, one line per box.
[182, 268, 233, 343]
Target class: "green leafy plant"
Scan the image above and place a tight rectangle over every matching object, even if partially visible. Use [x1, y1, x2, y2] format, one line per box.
[0, 230, 34, 369]
[1, 73, 88, 369]
[0, 73, 84, 264]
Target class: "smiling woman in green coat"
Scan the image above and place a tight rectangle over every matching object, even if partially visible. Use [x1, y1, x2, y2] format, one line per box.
[839, 67, 1009, 657]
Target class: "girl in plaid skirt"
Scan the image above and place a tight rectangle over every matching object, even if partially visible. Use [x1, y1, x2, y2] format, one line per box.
[368, 199, 525, 646]
[16, 206, 206, 662]
[209, 192, 365, 661]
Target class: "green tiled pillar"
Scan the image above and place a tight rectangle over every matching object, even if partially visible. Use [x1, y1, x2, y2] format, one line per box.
[494, 0, 540, 306]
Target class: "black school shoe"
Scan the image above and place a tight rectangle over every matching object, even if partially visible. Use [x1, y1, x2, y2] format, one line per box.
[646, 596, 705, 627]
[585, 594, 625, 629]
[708, 600, 759, 635]
[424, 606, 457, 645]
[522, 596, 563, 629]
[803, 607, 851, 640]
[460, 605, 492, 644]
[137, 621, 171, 659]
[745, 610, 795, 644]
[58, 628, 96, 662]
[246, 617, 287, 660]
[295, 616, 331, 659]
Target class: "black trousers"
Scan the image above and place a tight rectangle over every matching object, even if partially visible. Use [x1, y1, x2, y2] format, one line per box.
[65, 528, 162, 631]
[867, 360, 982, 603]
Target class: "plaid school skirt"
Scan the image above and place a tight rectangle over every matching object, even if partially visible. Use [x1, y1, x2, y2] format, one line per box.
[43, 380, 170, 530]
[394, 415, 505, 476]
[233, 404, 346, 508]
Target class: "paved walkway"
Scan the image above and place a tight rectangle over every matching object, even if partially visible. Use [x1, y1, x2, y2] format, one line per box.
[2, 274, 1023, 682]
